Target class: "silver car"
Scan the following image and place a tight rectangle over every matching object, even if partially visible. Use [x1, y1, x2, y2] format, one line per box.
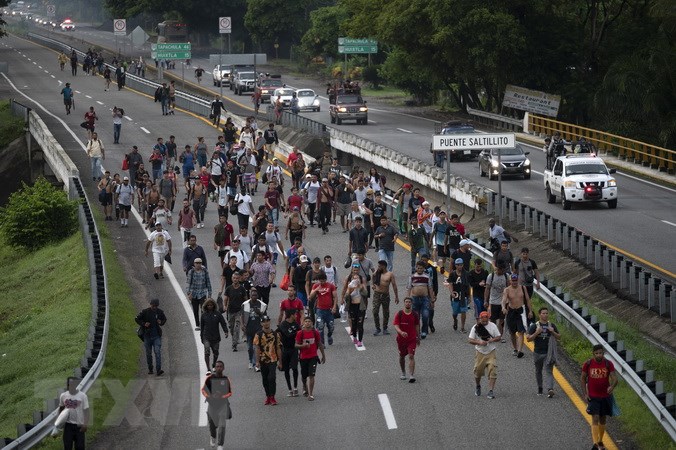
[295, 89, 320, 112]
[272, 88, 295, 108]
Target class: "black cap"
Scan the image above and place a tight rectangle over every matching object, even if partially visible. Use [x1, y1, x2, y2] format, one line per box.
[150, 298, 160, 306]
[261, 315, 271, 322]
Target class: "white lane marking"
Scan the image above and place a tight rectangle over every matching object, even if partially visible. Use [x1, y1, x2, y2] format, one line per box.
[396, 128, 412, 134]
[58, 80, 63, 85]
[344, 326, 366, 351]
[75, 90, 81, 94]
[44, 70, 49, 74]
[27, 57, 31, 60]
[32, 61, 37, 65]
[615, 171, 676, 193]
[85, 95, 92, 99]
[378, 394, 398, 430]
[124, 116, 133, 121]
[51, 75, 55, 79]
[96, 101, 104, 105]
[140, 127, 150, 134]
[662, 220, 676, 227]
[38, 65, 43, 68]
[368, 120, 377, 124]
[1, 72, 208, 428]
[531, 169, 544, 176]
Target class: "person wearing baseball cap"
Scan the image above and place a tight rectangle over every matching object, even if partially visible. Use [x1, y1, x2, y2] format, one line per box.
[445, 257, 470, 333]
[451, 239, 472, 271]
[253, 313, 282, 406]
[468, 310, 502, 399]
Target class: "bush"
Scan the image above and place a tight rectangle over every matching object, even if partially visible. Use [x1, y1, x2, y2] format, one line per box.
[0, 178, 79, 250]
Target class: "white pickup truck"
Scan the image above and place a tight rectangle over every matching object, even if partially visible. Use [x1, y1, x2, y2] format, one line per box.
[544, 155, 618, 210]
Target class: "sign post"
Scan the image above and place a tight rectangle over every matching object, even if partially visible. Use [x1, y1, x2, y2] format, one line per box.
[432, 133, 516, 224]
[113, 19, 126, 58]
[218, 17, 231, 98]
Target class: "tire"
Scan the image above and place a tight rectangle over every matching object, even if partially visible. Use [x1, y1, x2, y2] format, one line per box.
[316, 107, 320, 112]
[561, 189, 571, 210]
[488, 169, 496, 181]
[545, 184, 556, 203]
[337, 117, 342, 125]
[523, 172, 531, 180]
[479, 163, 485, 177]
[607, 199, 617, 209]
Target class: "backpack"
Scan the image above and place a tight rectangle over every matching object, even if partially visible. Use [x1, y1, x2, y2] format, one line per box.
[515, 259, 535, 284]
[154, 87, 162, 102]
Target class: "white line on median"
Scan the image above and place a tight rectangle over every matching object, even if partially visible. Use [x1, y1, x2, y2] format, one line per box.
[140, 127, 150, 134]
[662, 220, 676, 227]
[85, 95, 92, 99]
[396, 128, 412, 134]
[124, 116, 133, 121]
[378, 394, 398, 429]
[51, 75, 55, 79]
[96, 101, 104, 105]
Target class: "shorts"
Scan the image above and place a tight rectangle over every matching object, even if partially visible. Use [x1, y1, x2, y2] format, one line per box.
[64, 99, 72, 106]
[152, 251, 166, 268]
[451, 299, 469, 316]
[119, 204, 131, 211]
[397, 338, 416, 357]
[100, 192, 112, 206]
[490, 304, 504, 322]
[436, 244, 450, 258]
[473, 349, 497, 379]
[203, 339, 219, 357]
[300, 357, 318, 378]
[506, 306, 527, 334]
[335, 202, 350, 216]
[587, 396, 612, 417]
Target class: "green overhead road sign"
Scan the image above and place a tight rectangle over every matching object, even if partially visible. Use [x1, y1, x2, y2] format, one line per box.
[151, 51, 191, 60]
[338, 45, 377, 54]
[338, 37, 377, 46]
[151, 43, 192, 51]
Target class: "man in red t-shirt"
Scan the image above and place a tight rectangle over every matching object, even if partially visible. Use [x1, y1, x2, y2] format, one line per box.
[278, 286, 305, 325]
[581, 344, 618, 450]
[393, 297, 420, 383]
[295, 317, 326, 401]
[309, 272, 337, 345]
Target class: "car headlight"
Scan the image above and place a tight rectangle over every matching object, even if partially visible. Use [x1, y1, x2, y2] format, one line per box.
[313, 99, 320, 106]
[524, 159, 531, 166]
[607, 179, 616, 187]
[490, 160, 499, 168]
[359, 107, 368, 112]
[564, 181, 576, 188]
[338, 107, 347, 112]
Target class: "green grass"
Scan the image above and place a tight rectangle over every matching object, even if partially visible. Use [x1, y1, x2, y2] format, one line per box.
[0, 232, 90, 439]
[531, 294, 676, 450]
[361, 85, 410, 99]
[0, 100, 25, 148]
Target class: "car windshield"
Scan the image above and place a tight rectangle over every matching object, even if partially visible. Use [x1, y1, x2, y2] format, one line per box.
[239, 72, 254, 79]
[276, 89, 294, 96]
[565, 164, 608, 175]
[262, 80, 283, 87]
[337, 95, 361, 104]
[442, 127, 475, 134]
[298, 90, 315, 97]
[491, 148, 524, 156]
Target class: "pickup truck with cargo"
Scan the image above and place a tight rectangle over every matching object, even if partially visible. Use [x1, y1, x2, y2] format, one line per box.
[543, 154, 618, 209]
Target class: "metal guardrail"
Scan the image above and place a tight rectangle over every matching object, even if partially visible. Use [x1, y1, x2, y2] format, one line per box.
[466, 107, 523, 131]
[9, 99, 31, 124]
[528, 114, 675, 173]
[2, 177, 109, 449]
[484, 192, 675, 321]
[468, 239, 676, 440]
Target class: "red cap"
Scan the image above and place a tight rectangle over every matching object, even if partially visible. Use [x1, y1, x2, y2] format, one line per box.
[479, 311, 490, 319]
[402, 183, 413, 189]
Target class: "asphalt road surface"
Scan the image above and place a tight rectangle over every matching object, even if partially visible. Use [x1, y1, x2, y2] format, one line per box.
[2, 33, 622, 450]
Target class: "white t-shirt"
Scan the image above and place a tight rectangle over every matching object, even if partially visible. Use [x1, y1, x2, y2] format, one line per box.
[354, 187, 367, 205]
[235, 193, 252, 215]
[469, 321, 501, 354]
[217, 186, 229, 207]
[116, 183, 134, 206]
[236, 234, 253, 257]
[211, 159, 223, 177]
[148, 230, 171, 253]
[489, 224, 507, 242]
[322, 265, 338, 286]
[306, 181, 320, 203]
[58, 391, 89, 425]
[264, 230, 282, 255]
[266, 165, 282, 182]
[152, 208, 172, 229]
[225, 248, 250, 270]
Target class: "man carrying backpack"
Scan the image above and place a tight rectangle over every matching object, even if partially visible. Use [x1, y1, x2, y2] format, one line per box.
[514, 247, 540, 298]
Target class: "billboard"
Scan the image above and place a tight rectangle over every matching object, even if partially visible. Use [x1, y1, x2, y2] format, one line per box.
[502, 84, 561, 117]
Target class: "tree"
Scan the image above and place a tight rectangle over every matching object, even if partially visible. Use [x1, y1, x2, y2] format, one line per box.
[299, 5, 349, 61]
[244, 0, 308, 50]
[0, 0, 9, 39]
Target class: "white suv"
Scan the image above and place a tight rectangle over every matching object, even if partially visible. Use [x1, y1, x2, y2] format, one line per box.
[212, 65, 231, 87]
[544, 154, 618, 209]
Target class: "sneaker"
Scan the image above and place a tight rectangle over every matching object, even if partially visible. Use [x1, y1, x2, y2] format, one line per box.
[453, 320, 458, 331]
[248, 362, 253, 370]
[487, 390, 495, 399]
[154, 273, 159, 280]
[353, 337, 358, 344]
[255, 366, 260, 372]
[420, 332, 427, 339]
[148, 369, 153, 375]
[400, 374, 407, 380]
[210, 436, 216, 447]
[50, 426, 60, 437]
[292, 388, 299, 397]
[537, 388, 543, 396]
[308, 395, 315, 401]
[461, 328, 466, 333]
[287, 390, 294, 397]
[429, 324, 435, 333]
[475, 385, 481, 397]
[382, 328, 391, 335]
[356, 341, 363, 347]
[217, 446, 224, 450]
[264, 396, 271, 405]
[501, 338, 506, 343]
[373, 329, 381, 336]
[303, 390, 308, 397]
[272, 283, 277, 288]
[547, 389, 555, 398]
[269, 396, 278, 406]
[195, 327, 200, 331]
[408, 376, 416, 383]
[156, 370, 164, 376]
[517, 351, 524, 358]
[512, 349, 518, 356]
[328, 336, 333, 345]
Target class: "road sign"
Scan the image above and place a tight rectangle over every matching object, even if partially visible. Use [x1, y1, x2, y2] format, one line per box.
[338, 37, 377, 46]
[432, 133, 516, 151]
[151, 51, 191, 60]
[219, 17, 231, 34]
[46, 5, 55, 17]
[152, 43, 192, 51]
[338, 45, 377, 54]
[130, 26, 149, 48]
[113, 19, 126, 36]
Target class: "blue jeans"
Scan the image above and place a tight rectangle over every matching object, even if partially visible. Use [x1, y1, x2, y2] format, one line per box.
[152, 168, 163, 182]
[113, 123, 121, 143]
[473, 296, 485, 319]
[246, 333, 256, 366]
[144, 335, 162, 371]
[410, 246, 426, 272]
[91, 157, 102, 180]
[268, 207, 279, 227]
[197, 153, 207, 168]
[315, 308, 334, 345]
[378, 249, 394, 272]
[411, 295, 430, 335]
[161, 98, 169, 115]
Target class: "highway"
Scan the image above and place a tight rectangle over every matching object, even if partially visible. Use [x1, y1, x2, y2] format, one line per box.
[0, 34, 613, 449]
[34, 22, 676, 276]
